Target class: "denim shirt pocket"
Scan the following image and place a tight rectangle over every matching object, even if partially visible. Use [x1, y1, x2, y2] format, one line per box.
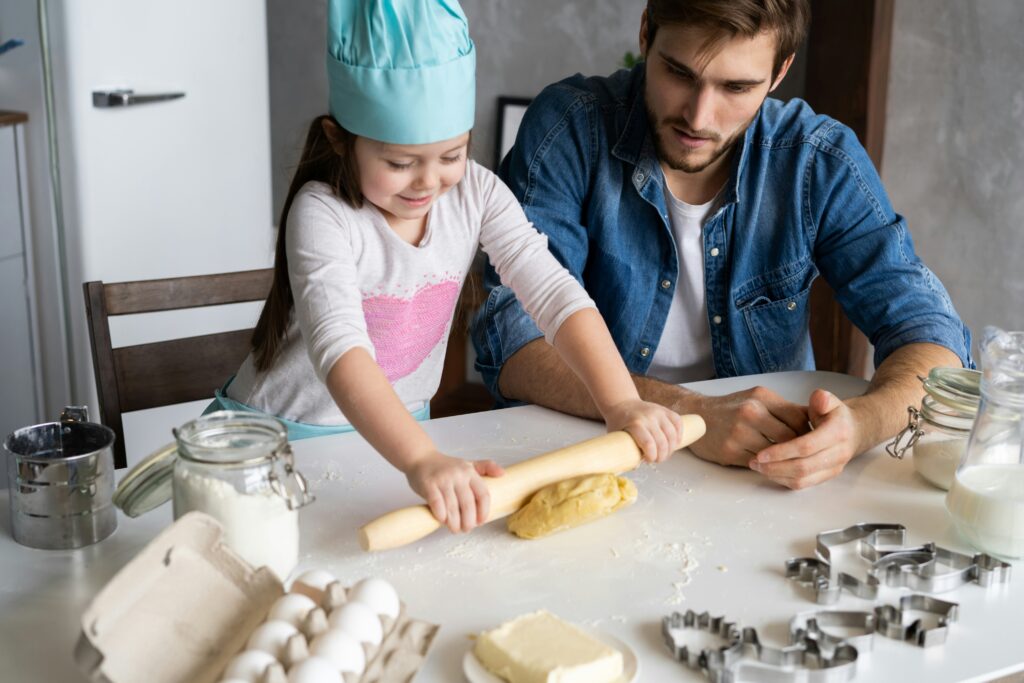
[735, 258, 818, 373]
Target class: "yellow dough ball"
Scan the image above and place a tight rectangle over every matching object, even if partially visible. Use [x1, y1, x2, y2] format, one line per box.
[507, 473, 637, 539]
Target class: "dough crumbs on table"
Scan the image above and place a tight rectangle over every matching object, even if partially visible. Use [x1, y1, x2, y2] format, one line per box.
[717, 565, 728, 572]
[306, 463, 344, 490]
[445, 541, 475, 560]
[667, 580, 689, 605]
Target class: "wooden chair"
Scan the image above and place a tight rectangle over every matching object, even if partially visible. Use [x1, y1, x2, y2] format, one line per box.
[429, 270, 495, 418]
[83, 269, 273, 469]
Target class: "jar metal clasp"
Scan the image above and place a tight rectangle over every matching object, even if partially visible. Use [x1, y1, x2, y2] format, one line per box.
[887, 406, 924, 460]
[268, 443, 315, 510]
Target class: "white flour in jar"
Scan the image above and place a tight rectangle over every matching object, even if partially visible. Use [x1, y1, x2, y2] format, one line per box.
[173, 468, 299, 580]
[911, 437, 966, 490]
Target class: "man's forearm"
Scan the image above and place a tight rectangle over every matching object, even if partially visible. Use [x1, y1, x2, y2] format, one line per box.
[847, 342, 962, 454]
[497, 337, 704, 419]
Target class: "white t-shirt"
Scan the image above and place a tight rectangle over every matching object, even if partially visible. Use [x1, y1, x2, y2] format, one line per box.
[647, 183, 716, 385]
[228, 161, 595, 425]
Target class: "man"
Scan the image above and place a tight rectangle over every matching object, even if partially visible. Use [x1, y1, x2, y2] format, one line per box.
[471, 0, 972, 489]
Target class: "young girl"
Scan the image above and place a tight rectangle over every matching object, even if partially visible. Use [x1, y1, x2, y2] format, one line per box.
[213, 0, 685, 534]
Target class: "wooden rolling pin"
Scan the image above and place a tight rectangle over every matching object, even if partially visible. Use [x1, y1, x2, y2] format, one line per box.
[359, 414, 706, 551]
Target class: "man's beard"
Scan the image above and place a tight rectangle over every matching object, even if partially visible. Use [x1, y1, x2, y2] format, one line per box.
[647, 103, 754, 174]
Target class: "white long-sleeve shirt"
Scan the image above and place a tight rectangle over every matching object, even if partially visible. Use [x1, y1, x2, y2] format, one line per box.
[228, 161, 595, 426]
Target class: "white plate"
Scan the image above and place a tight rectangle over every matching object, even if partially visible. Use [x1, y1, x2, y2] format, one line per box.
[462, 628, 640, 683]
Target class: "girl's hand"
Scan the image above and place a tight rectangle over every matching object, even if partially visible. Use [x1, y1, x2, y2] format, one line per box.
[405, 452, 505, 533]
[603, 400, 684, 463]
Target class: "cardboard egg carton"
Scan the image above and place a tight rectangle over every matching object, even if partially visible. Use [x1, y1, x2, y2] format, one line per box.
[271, 580, 438, 683]
[74, 512, 438, 683]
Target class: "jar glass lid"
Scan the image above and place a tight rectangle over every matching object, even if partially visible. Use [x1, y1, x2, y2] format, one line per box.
[922, 367, 981, 417]
[175, 411, 287, 465]
[112, 442, 177, 517]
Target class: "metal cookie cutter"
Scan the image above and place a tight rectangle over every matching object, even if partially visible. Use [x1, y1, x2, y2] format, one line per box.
[785, 523, 914, 603]
[868, 544, 1011, 594]
[790, 610, 877, 654]
[735, 626, 858, 683]
[663, 610, 858, 683]
[785, 523, 1011, 603]
[874, 594, 959, 647]
[661, 610, 743, 680]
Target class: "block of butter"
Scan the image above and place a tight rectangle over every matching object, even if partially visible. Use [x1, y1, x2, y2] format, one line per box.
[474, 610, 623, 683]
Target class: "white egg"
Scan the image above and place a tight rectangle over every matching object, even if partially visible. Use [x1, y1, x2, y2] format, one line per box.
[291, 569, 336, 592]
[310, 628, 366, 675]
[350, 577, 400, 619]
[327, 601, 382, 646]
[287, 656, 343, 683]
[247, 620, 300, 659]
[223, 649, 278, 681]
[269, 593, 318, 628]
[290, 569, 337, 602]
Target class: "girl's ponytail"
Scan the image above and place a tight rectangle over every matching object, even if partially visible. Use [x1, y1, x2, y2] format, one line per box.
[251, 116, 362, 370]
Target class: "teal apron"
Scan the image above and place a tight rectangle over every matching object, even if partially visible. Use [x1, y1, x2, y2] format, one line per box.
[204, 377, 429, 441]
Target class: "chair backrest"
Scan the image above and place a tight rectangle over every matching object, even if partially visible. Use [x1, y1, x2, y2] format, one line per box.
[83, 269, 274, 468]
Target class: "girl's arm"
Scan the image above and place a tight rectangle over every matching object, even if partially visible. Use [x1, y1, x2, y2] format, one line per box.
[324, 347, 503, 532]
[474, 165, 684, 460]
[550, 308, 684, 461]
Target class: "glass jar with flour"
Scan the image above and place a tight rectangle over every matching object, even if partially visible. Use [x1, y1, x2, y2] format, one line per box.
[114, 411, 313, 579]
[946, 328, 1024, 560]
[887, 367, 980, 490]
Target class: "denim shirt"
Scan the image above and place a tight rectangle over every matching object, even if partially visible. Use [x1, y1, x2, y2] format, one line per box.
[471, 66, 973, 402]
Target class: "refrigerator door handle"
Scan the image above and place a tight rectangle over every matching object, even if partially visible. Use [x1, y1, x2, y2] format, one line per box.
[92, 89, 185, 108]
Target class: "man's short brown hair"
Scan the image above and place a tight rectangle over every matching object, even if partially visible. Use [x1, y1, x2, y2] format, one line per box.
[645, 0, 811, 78]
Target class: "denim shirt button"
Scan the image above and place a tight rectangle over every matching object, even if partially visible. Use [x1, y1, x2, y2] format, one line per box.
[660, 279, 672, 290]
[640, 346, 651, 357]
[787, 301, 797, 311]
[710, 247, 720, 257]
[713, 315, 723, 324]
[634, 172, 645, 183]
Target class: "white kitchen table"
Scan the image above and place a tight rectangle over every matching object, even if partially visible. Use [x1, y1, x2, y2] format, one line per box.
[1, 371, 1022, 682]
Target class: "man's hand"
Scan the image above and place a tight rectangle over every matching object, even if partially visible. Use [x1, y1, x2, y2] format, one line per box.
[684, 386, 810, 467]
[748, 389, 861, 489]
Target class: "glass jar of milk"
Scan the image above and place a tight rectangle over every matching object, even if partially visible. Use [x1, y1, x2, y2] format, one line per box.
[946, 327, 1024, 559]
[172, 412, 313, 579]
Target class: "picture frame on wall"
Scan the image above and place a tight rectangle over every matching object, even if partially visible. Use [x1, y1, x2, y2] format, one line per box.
[494, 96, 532, 168]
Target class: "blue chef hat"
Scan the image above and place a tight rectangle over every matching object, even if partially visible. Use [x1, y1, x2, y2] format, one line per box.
[327, 0, 476, 145]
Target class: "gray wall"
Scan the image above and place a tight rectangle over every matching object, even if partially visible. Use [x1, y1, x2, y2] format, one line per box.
[882, 0, 1024, 354]
[265, 0, 808, 220]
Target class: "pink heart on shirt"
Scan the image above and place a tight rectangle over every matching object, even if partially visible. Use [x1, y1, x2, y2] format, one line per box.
[362, 279, 462, 383]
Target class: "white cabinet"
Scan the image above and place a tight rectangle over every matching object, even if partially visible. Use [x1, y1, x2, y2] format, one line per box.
[0, 113, 44, 486]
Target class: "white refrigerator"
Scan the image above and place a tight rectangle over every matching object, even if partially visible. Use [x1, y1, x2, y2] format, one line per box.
[0, 0, 275, 471]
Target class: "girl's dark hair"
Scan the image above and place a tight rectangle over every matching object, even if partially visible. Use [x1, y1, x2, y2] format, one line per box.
[251, 115, 362, 371]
